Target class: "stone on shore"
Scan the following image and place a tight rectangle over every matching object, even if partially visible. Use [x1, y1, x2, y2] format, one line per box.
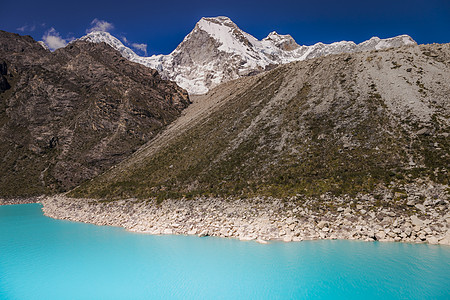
[39, 181, 449, 246]
[410, 215, 424, 227]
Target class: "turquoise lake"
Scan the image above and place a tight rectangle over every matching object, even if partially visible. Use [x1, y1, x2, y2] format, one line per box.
[1, 204, 449, 299]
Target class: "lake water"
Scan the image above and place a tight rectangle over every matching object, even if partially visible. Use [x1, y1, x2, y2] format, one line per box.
[1, 204, 449, 299]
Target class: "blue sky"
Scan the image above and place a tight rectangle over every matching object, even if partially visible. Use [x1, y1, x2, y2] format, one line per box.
[1, 0, 449, 55]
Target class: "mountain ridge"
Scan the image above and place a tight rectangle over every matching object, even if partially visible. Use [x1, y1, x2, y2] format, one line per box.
[0, 30, 189, 197]
[78, 16, 416, 94]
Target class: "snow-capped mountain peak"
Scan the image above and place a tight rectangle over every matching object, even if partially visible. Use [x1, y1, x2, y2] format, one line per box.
[75, 17, 417, 95]
[263, 31, 300, 51]
[79, 31, 139, 60]
[194, 16, 258, 55]
[358, 34, 416, 51]
[199, 16, 235, 27]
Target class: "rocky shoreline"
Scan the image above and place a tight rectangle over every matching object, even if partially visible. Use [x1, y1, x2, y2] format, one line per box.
[41, 182, 450, 246]
[0, 197, 41, 205]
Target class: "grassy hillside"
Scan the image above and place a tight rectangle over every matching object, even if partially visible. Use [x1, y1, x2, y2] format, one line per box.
[70, 43, 450, 200]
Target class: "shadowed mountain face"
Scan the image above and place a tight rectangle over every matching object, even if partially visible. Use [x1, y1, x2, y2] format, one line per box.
[0, 31, 190, 197]
[70, 43, 450, 200]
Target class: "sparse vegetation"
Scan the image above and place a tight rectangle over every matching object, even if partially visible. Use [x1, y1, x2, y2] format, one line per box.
[70, 44, 450, 201]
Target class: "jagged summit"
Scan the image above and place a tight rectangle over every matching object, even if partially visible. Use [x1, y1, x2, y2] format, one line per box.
[194, 16, 257, 55]
[79, 31, 139, 60]
[75, 16, 416, 94]
[200, 16, 234, 25]
[266, 31, 280, 37]
[358, 35, 416, 51]
[263, 31, 300, 51]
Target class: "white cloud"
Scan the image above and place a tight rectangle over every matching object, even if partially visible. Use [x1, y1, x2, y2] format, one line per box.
[120, 35, 148, 56]
[42, 28, 68, 51]
[17, 24, 36, 32]
[87, 19, 114, 33]
[131, 43, 148, 56]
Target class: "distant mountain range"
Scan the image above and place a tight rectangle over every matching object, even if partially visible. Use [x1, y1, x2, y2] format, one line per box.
[78, 16, 416, 94]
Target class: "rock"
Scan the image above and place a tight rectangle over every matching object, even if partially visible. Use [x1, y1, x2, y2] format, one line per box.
[413, 226, 421, 233]
[415, 204, 426, 212]
[406, 200, 416, 206]
[198, 230, 209, 237]
[424, 227, 432, 235]
[427, 236, 439, 244]
[317, 221, 328, 229]
[410, 215, 424, 227]
[219, 228, 229, 236]
[423, 200, 433, 206]
[285, 217, 294, 225]
[163, 228, 173, 235]
[388, 231, 397, 238]
[375, 231, 386, 240]
[239, 235, 256, 241]
[392, 219, 398, 227]
[416, 128, 431, 135]
[187, 229, 197, 235]
[438, 232, 450, 245]
[283, 236, 293, 242]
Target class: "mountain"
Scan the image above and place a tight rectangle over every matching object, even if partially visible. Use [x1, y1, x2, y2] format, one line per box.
[0, 30, 190, 197]
[79, 16, 416, 94]
[69, 42, 450, 200]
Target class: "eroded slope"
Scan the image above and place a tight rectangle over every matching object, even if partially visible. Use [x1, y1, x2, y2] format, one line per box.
[71, 43, 449, 200]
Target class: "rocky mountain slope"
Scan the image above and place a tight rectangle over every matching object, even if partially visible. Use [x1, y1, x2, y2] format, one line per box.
[70, 42, 449, 201]
[80, 16, 416, 94]
[0, 31, 190, 197]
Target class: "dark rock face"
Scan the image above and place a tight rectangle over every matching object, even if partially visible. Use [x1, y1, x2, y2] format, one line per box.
[0, 61, 10, 91]
[0, 30, 190, 197]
